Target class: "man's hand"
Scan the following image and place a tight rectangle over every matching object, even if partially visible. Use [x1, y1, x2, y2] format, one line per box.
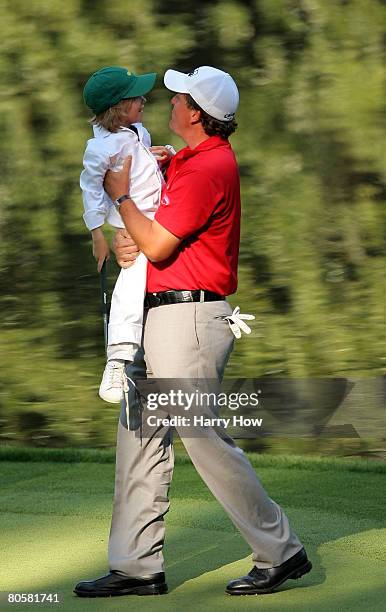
[105, 154, 181, 263]
[113, 229, 140, 268]
[104, 156, 131, 202]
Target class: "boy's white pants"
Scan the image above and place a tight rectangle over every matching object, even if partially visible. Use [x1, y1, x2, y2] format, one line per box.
[107, 252, 147, 362]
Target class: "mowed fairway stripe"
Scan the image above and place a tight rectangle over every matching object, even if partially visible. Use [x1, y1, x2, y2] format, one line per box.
[167, 533, 386, 612]
[0, 458, 385, 612]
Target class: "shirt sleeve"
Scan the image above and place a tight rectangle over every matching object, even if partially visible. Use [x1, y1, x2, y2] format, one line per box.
[155, 169, 219, 239]
[80, 144, 110, 231]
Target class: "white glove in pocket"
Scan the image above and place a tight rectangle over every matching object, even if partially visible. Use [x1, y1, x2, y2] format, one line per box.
[222, 306, 255, 339]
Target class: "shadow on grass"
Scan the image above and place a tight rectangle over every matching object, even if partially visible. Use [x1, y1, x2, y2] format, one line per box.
[2, 451, 385, 609]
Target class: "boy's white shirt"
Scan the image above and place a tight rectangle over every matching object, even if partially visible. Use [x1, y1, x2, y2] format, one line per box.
[80, 122, 164, 230]
[80, 123, 165, 352]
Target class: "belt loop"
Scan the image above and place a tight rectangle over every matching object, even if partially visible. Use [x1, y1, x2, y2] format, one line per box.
[200, 290, 205, 303]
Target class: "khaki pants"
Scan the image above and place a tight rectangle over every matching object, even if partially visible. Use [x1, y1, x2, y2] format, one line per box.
[108, 301, 302, 575]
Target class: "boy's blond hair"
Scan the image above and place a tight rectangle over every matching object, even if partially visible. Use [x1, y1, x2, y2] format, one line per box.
[90, 98, 134, 133]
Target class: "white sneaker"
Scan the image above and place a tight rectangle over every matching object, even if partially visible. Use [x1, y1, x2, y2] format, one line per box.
[99, 360, 125, 403]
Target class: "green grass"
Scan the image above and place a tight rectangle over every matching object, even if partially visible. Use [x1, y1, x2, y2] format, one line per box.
[0, 449, 385, 611]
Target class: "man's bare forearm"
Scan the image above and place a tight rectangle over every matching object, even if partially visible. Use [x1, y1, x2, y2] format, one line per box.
[118, 198, 180, 262]
[119, 198, 152, 251]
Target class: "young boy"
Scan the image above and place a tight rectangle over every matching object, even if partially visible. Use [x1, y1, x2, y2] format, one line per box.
[80, 66, 171, 403]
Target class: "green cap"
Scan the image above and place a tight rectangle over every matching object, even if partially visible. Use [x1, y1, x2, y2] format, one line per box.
[83, 66, 157, 115]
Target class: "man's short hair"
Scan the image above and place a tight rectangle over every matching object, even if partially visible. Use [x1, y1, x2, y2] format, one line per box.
[185, 94, 237, 139]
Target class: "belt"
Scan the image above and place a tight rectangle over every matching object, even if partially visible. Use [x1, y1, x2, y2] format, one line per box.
[144, 290, 225, 309]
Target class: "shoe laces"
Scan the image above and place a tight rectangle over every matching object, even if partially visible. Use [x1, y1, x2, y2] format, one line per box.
[106, 363, 124, 388]
[248, 566, 268, 579]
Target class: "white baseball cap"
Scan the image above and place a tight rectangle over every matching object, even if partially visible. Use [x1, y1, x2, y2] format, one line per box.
[164, 66, 239, 122]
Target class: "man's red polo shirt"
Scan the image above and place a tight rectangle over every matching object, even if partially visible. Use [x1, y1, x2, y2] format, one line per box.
[147, 136, 240, 295]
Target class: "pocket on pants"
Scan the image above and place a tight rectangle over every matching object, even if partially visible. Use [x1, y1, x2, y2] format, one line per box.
[194, 302, 235, 380]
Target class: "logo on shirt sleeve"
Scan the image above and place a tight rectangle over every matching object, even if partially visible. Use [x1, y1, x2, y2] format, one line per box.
[161, 193, 170, 206]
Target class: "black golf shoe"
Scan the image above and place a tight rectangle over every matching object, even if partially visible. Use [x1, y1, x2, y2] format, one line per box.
[225, 547, 312, 595]
[74, 571, 168, 597]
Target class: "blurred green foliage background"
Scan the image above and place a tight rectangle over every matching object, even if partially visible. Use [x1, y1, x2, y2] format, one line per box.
[0, 0, 385, 451]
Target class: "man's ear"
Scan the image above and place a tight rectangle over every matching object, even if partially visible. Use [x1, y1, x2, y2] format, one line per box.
[190, 108, 201, 126]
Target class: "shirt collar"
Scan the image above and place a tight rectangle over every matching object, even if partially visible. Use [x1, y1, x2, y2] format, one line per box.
[177, 136, 230, 160]
[92, 125, 138, 139]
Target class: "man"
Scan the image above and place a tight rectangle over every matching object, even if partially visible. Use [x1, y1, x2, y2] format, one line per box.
[74, 66, 311, 597]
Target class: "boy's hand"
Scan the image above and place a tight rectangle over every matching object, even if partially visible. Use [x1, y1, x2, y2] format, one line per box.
[104, 156, 131, 201]
[91, 228, 110, 272]
[113, 229, 140, 269]
[150, 145, 175, 165]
